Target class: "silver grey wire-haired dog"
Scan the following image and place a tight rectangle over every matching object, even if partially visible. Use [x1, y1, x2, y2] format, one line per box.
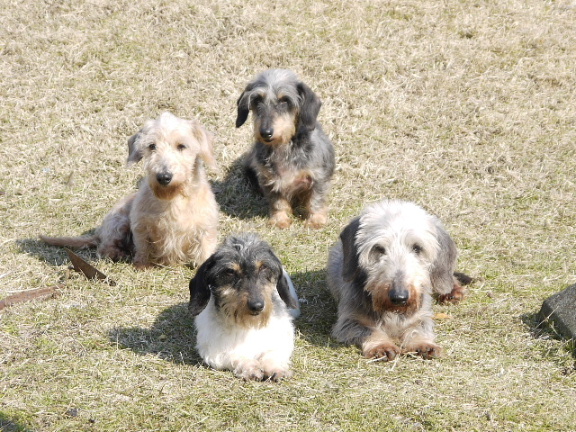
[40, 112, 219, 269]
[189, 233, 300, 381]
[327, 199, 469, 361]
[236, 69, 335, 229]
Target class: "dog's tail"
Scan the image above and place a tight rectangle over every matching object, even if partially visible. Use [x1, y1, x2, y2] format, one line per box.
[454, 272, 474, 286]
[39, 234, 98, 249]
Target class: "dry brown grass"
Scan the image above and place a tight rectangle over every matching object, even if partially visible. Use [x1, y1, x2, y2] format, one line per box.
[2, 0, 576, 430]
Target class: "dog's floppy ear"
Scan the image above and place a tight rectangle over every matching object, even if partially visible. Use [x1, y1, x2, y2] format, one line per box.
[340, 216, 362, 282]
[188, 255, 216, 316]
[235, 83, 255, 128]
[276, 268, 299, 310]
[127, 131, 145, 164]
[296, 81, 322, 134]
[190, 120, 217, 170]
[127, 119, 155, 164]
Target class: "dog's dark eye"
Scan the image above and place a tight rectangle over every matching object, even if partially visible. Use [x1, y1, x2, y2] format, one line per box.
[372, 245, 386, 255]
[148, 143, 156, 151]
[251, 96, 263, 108]
[258, 265, 276, 281]
[216, 267, 237, 285]
[412, 244, 423, 255]
[177, 143, 186, 151]
[369, 245, 386, 263]
[278, 97, 290, 108]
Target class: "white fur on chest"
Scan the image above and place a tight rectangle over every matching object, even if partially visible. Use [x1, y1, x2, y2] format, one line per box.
[194, 298, 295, 371]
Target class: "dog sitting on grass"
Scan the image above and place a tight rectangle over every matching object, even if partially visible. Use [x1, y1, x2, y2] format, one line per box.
[236, 69, 335, 229]
[327, 199, 469, 361]
[40, 112, 219, 269]
[189, 233, 300, 381]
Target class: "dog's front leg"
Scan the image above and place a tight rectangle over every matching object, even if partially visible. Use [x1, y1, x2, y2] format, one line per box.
[361, 329, 402, 361]
[259, 352, 292, 382]
[131, 227, 153, 270]
[401, 320, 442, 360]
[334, 316, 401, 361]
[268, 193, 293, 229]
[197, 230, 217, 266]
[304, 185, 329, 229]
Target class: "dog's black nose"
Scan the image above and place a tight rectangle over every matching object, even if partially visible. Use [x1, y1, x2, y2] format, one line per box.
[247, 300, 265, 314]
[156, 172, 172, 186]
[390, 291, 409, 306]
[260, 128, 274, 141]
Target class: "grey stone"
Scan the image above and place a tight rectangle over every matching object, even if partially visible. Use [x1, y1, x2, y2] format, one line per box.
[539, 284, 576, 340]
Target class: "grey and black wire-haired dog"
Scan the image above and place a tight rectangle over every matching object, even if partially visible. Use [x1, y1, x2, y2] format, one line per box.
[327, 199, 469, 361]
[236, 69, 335, 229]
[189, 233, 300, 381]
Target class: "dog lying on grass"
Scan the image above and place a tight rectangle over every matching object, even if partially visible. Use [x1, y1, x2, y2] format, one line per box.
[40, 112, 219, 269]
[327, 199, 469, 361]
[189, 233, 300, 381]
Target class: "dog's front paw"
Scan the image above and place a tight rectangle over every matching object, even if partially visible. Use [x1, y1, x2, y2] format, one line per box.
[305, 212, 327, 229]
[269, 212, 292, 229]
[235, 364, 264, 381]
[363, 343, 401, 361]
[405, 343, 442, 360]
[263, 367, 292, 382]
[437, 284, 465, 304]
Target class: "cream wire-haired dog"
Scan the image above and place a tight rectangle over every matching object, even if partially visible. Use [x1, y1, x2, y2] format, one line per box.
[327, 199, 468, 361]
[40, 112, 219, 269]
[189, 233, 300, 381]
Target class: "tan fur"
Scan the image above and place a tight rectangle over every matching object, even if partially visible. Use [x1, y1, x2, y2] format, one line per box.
[40, 112, 219, 269]
[253, 112, 296, 147]
[218, 282, 275, 329]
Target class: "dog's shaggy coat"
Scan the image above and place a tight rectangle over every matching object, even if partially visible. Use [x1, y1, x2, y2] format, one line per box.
[327, 199, 466, 361]
[236, 69, 335, 229]
[40, 112, 219, 269]
[189, 233, 299, 381]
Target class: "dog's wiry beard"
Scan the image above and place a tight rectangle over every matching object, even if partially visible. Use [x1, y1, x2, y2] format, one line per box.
[253, 113, 296, 146]
[216, 286, 274, 329]
[149, 179, 186, 200]
[365, 280, 422, 316]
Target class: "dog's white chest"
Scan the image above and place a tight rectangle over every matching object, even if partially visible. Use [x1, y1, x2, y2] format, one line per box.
[194, 301, 295, 371]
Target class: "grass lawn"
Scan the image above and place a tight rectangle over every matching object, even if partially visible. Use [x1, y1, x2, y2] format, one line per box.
[1, 0, 575, 430]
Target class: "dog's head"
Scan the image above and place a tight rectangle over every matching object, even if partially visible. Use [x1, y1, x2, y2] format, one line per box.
[339, 200, 455, 315]
[188, 233, 298, 328]
[235, 69, 322, 146]
[127, 112, 216, 200]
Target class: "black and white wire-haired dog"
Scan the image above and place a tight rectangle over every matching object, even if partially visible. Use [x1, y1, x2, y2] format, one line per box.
[236, 69, 335, 229]
[327, 199, 469, 361]
[189, 233, 300, 381]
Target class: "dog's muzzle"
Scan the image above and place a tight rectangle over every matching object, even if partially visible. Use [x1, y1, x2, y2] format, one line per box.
[259, 127, 274, 142]
[156, 172, 173, 186]
[247, 299, 265, 315]
[389, 279, 409, 306]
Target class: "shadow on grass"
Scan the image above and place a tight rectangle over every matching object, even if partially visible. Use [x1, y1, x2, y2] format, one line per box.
[16, 235, 100, 268]
[108, 302, 202, 365]
[107, 268, 341, 366]
[521, 311, 576, 361]
[0, 412, 33, 432]
[210, 156, 267, 220]
[290, 268, 340, 348]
